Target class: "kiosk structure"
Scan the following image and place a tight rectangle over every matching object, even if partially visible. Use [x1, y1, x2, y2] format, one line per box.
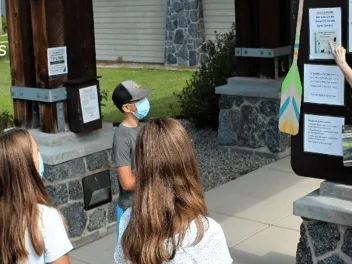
[5, 0, 117, 247]
[289, 0, 352, 262]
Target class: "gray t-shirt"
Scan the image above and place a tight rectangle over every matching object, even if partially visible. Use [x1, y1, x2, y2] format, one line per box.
[112, 124, 141, 210]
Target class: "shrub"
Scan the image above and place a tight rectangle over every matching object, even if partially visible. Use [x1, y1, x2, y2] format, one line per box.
[176, 23, 236, 129]
[0, 110, 13, 132]
[100, 89, 108, 118]
[2, 16, 6, 34]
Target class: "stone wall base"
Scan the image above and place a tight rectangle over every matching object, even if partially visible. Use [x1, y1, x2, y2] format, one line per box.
[217, 93, 291, 154]
[295, 181, 352, 264]
[29, 123, 118, 247]
[297, 220, 352, 264]
[72, 223, 116, 249]
[216, 77, 291, 156]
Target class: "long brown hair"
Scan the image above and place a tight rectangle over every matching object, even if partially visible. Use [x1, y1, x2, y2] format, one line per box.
[122, 117, 209, 264]
[0, 128, 51, 264]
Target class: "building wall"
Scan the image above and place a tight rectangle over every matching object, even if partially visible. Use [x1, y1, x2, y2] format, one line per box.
[93, 0, 167, 63]
[203, 0, 235, 41]
[1, 0, 6, 17]
[93, 0, 235, 64]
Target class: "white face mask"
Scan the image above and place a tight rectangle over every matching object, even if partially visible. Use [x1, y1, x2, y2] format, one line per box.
[37, 152, 44, 178]
[133, 98, 150, 120]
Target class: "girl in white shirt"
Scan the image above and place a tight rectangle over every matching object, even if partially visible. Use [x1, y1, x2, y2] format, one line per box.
[114, 117, 233, 264]
[0, 128, 73, 264]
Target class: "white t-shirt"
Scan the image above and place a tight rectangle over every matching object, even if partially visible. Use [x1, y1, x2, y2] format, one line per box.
[20, 205, 73, 264]
[114, 208, 233, 264]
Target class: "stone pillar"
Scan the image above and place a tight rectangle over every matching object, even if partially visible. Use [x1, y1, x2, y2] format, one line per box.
[215, 77, 291, 159]
[165, 0, 207, 66]
[294, 181, 352, 263]
[30, 123, 118, 248]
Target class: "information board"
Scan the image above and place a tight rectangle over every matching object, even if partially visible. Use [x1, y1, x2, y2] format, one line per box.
[291, 0, 352, 183]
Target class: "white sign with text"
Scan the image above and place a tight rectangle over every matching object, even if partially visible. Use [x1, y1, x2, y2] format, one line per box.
[47, 46, 68, 76]
[304, 64, 344, 106]
[304, 114, 344, 156]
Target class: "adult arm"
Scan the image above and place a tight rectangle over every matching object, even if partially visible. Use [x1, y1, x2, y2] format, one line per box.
[329, 41, 352, 87]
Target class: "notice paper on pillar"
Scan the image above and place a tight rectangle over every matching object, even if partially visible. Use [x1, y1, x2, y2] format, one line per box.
[79, 85, 100, 124]
[47, 46, 68, 76]
[304, 64, 344, 106]
[304, 114, 344, 156]
[309, 8, 341, 60]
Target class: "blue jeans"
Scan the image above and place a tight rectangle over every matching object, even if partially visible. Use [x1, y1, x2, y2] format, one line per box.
[116, 204, 125, 240]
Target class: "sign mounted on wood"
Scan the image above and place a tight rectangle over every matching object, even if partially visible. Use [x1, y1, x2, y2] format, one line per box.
[47, 46, 68, 77]
[291, 0, 352, 183]
[64, 76, 102, 133]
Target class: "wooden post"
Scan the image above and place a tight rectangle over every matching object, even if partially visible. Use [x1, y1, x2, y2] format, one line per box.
[7, 0, 99, 133]
[64, 0, 97, 79]
[235, 0, 293, 78]
[30, 0, 68, 133]
[235, 0, 259, 77]
[6, 0, 37, 127]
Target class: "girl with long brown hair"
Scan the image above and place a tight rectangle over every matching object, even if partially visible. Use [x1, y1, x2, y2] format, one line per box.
[114, 118, 232, 264]
[0, 128, 73, 264]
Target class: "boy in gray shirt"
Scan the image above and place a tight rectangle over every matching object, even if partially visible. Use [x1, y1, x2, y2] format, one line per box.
[111, 80, 152, 233]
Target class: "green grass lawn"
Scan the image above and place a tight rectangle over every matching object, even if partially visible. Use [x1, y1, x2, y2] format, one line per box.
[0, 34, 8, 42]
[99, 68, 192, 123]
[0, 57, 192, 123]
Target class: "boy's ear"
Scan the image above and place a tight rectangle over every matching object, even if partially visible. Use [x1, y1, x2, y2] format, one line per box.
[122, 104, 132, 113]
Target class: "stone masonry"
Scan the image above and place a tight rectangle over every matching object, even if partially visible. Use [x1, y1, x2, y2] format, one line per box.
[43, 149, 118, 245]
[165, 0, 207, 66]
[297, 220, 352, 264]
[218, 95, 290, 154]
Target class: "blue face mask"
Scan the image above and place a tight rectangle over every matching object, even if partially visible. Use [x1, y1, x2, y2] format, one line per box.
[133, 98, 150, 120]
[38, 152, 44, 178]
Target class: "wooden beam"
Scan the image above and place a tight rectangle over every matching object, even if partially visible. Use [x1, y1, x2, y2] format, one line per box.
[6, 0, 37, 128]
[30, 0, 68, 133]
[64, 0, 97, 79]
[258, 0, 282, 78]
[235, 0, 260, 77]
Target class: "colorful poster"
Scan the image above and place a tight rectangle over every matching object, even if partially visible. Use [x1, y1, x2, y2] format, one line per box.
[309, 8, 342, 60]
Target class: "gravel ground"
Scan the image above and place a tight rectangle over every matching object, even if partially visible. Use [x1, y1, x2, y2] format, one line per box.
[178, 119, 275, 192]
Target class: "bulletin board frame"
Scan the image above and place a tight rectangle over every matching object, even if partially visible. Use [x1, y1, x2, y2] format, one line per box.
[291, 0, 352, 183]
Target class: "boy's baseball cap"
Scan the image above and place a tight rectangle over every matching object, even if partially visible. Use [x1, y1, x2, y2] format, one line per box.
[112, 80, 152, 109]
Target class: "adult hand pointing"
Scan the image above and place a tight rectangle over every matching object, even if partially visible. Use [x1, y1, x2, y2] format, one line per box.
[329, 41, 352, 87]
[329, 41, 347, 66]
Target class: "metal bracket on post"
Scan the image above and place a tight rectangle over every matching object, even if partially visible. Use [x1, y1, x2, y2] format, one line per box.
[11, 86, 67, 132]
[10, 86, 67, 102]
[56, 102, 65, 132]
[235, 46, 292, 79]
[234, 46, 292, 58]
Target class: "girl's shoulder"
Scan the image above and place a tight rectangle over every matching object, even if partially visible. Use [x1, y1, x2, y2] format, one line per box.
[37, 204, 65, 230]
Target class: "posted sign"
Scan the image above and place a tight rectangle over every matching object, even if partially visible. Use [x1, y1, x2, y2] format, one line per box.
[47, 46, 68, 76]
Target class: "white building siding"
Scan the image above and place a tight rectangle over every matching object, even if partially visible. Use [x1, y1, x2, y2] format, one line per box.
[93, 0, 167, 63]
[202, 0, 235, 42]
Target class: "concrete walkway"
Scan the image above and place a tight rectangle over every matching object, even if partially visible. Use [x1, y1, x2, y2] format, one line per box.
[69, 156, 322, 264]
